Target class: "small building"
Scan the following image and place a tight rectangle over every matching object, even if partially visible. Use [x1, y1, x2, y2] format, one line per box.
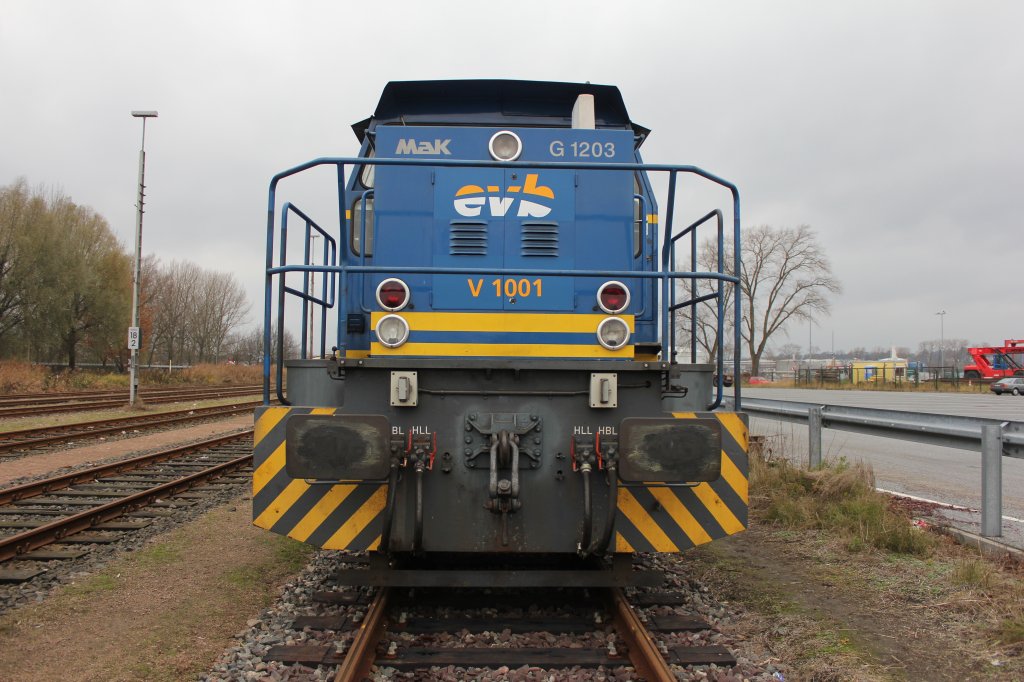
[852, 348, 909, 384]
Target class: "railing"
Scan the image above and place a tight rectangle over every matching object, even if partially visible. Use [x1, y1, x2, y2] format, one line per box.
[279, 202, 337, 361]
[263, 157, 744, 408]
[728, 396, 1024, 538]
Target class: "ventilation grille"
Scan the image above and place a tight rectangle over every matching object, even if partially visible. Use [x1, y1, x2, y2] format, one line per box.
[521, 221, 559, 257]
[449, 220, 487, 256]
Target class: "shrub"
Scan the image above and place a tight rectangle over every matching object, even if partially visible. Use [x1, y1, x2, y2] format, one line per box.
[178, 363, 262, 386]
[752, 452, 934, 556]
[0, 361, 47, 393]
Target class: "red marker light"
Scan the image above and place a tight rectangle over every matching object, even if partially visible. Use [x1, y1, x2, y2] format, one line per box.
[597, 281, 630, 314]
[376, 278, 409, 311]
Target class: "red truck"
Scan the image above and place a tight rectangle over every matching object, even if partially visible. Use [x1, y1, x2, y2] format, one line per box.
[963, 339, 1024, 379]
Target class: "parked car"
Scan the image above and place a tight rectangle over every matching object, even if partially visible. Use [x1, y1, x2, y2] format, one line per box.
[990, 377, 1024, 395]
[748, 376, 772, 385]
[713, 373, 734, 387]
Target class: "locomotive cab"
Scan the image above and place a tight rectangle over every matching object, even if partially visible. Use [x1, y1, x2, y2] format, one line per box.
[254, 80, 747, 575]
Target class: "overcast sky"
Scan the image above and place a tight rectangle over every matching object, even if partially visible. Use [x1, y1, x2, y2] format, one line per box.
[2, 1, 1021, 355]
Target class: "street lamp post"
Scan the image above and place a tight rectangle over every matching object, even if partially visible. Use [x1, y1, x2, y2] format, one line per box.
[129, 110, 157, 406]
[936, 310, 947, 378]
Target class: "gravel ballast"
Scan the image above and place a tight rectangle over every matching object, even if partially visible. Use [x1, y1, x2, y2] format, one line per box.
[205, 551, 786, 681]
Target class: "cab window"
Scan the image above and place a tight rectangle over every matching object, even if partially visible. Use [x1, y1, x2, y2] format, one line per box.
[350, 196, 374, 256]
[351, 147, 375, 256]
[632, 175, 644, 257]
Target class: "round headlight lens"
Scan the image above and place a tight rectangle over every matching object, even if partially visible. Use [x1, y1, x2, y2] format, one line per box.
[376, 278, 410, 311]
[488, 131, 522, 161]
[376, 314, 410, 348]
[597, 281, 630, 314]
[597, 317, 630, 351]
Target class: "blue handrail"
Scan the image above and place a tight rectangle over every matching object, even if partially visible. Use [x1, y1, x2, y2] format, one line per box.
[263, 157, 742, 410]
[280, 202, 337, 358]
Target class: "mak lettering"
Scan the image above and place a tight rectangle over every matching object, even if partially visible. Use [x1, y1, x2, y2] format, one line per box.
[395, 138, 452, 155]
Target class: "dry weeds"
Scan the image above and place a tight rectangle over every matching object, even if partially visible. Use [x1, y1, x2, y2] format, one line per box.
[689, 449, 1024, 679]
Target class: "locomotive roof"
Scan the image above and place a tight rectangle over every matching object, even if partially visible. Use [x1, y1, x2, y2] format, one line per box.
[352, 79, 650, 146]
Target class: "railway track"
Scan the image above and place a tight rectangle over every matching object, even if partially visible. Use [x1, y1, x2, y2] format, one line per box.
[0, 400, 262, 457]
[259, 559, 735, 680]
[0, 431, 253, 580]
[0, 385, 263, 418]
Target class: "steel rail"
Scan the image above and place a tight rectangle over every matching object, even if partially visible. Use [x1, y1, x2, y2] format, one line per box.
[0, 384, 264, 408]
[0, 387, 262, 418]
[731, 396, 1023, 537]
[0, 430, 252, 505]
[0, 449, 252, 562]
[607, 587, 677, 682]
[730, 397, 1024, 458]
[0, 401, 261, 454]
[333, 587, 390, 682]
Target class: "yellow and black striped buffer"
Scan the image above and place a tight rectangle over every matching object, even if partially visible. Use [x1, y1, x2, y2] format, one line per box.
[613, 411, 748, 553]
[252, 406, 385, 550]
[368, 311, 634, 359]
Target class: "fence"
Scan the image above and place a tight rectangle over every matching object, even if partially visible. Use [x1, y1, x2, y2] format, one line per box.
[727, 397, 1024, 538]
[791, 366, 966, 387]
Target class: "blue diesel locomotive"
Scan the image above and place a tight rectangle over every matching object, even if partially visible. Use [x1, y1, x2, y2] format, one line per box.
[254, 80, 746, 581]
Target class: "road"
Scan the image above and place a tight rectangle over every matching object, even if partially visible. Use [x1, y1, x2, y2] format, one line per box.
[735, 387, 1024, 547]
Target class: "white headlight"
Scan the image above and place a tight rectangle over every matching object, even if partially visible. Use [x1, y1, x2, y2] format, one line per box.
[488, 131, 522, 161]
[376, 314, 410, 348]
[597, 317, 630, 350]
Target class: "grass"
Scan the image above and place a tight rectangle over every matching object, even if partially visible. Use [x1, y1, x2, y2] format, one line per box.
[0, 361, 48, 392]
[135, 542, 184, 567]
[951, 557, 995, 588]
[747, 442, 1024, 661]
[274, 535, 315, 571]
[64, 572, 118, 597]
[751, 452, 935, 556]
[0, 361, 266, 395]
[996, 615, 1024, 646]
[809, 631, 857, 658]
[222, 536, 313, 590]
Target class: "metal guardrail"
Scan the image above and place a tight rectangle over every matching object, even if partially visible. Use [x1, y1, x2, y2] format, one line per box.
[727, 397, 1022, 538]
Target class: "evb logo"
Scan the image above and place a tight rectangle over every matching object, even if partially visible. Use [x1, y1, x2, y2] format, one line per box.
[453, 174, 554, 218]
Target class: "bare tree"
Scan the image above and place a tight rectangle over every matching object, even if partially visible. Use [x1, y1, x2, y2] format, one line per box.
[148, 260, 200, 364]
[684, 225, 841, 375]
[143, 261, 250, 365]
[225, 323, 298, 365]
[675, 241, 736, 366]
[740, 225, 841, 375]
[772, 342, 802, 360]
[189, 270, 249, 362]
